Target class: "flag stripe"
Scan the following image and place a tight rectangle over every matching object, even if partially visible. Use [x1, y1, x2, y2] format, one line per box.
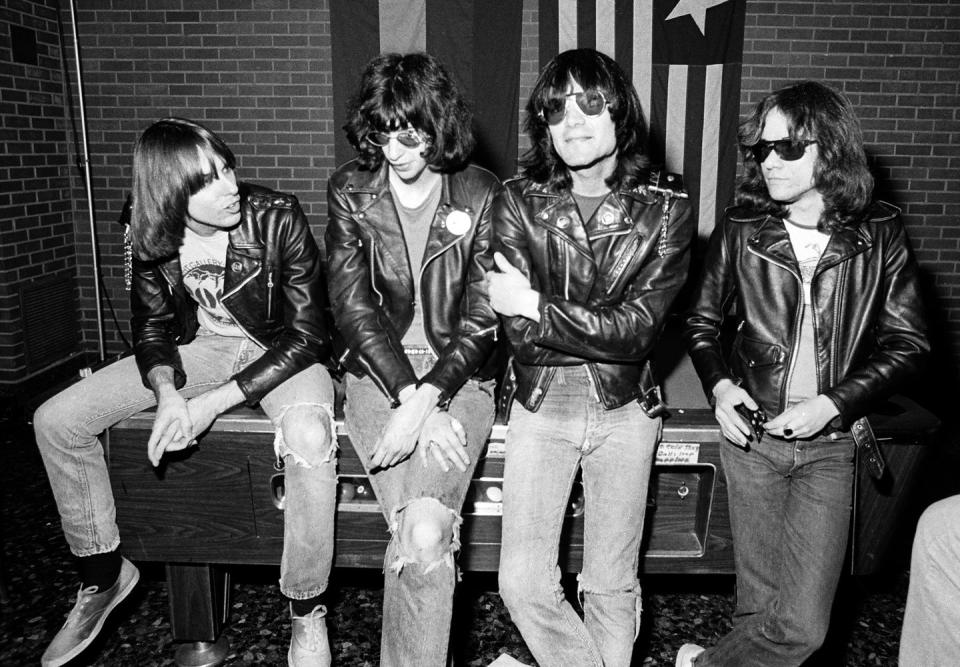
[698, 64, 723, 236]
[380, 0, 425, 52]
[330, 0, 381, 168]
[717, 61, 743, 217]
[576, 0, 595, 50]
[632, 0, 653, 118]
[596, 0, 616, 56]
[613, 0, 634, 82]
[664, 64, 687, 175]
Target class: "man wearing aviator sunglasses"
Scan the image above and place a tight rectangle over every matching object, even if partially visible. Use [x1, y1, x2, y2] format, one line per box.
[680, 81, 928, 666]
[489, 48, 694, 667]
[365, 127, 429, 149]
[325, 52, 504, 667]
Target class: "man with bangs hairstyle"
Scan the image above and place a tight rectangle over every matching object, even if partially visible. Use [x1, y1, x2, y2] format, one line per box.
[678, 81, 928, 666]
[325, 52, 503, 666]
[488, 48, 694, 666]
[34, 117, 339, 667]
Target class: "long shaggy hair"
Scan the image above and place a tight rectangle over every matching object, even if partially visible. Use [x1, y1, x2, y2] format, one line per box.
[344, 52, 475, 172]
[130, 117, 236, 260]
[737, 80, 874, 231]
[519, 48, 648, 190]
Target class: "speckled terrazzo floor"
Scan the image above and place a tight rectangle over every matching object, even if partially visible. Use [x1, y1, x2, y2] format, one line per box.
[0, 403, 907, 666]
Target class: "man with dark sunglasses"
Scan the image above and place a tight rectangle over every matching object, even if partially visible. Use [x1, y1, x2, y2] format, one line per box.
[678, 81, 928, 666]
[325, 52, 503, 667]
[487, 48, 694, 666]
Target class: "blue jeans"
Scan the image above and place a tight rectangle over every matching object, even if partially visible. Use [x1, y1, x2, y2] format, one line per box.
[33, 332, 337, 599]
[900, 494, 960, 666]
[697, 433, 856, 667]
[498, 366, 660, 667]
[343, 355, 495, 667]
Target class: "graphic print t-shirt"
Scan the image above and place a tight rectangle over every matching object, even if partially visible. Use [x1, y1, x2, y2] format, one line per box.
[784, 220, 831, 404]
[179, 226, 245, 337]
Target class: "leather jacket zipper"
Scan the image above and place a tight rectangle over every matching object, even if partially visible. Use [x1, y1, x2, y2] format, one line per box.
[828, 263, 846, 387]
[222, 265, 266, 350]
[369, 237, 385, 306]
[746, 244, 802, 410]
[266, 269, 275, 318]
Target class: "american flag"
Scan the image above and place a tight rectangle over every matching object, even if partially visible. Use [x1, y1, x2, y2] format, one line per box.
[329, 0, 523, 181]
[538, 0, 747, 238]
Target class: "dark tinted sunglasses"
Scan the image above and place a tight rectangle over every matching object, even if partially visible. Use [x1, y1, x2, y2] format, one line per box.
[749, 139, 816, 163]
[538, 90, 608, 125]
[365, 129, 427, 149]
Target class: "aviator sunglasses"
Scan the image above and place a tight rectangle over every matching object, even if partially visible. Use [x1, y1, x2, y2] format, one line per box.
[365, 128, 428, 148]
[538, 90, 608, 125]
[749, 139, 817, 163]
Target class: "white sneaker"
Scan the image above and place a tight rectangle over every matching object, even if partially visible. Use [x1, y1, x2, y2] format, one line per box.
[676, 643, 705, 667]
[288, 603, 331, 667]
[488, 655, 531, 667]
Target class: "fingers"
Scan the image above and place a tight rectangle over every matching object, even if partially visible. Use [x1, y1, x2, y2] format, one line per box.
[148, 419, 183, 467]
[424, 434, 469, 472]
[493, 251, 521, 274]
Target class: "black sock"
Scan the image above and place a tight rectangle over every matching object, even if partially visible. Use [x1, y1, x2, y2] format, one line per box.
[77, 550, 122, 591]
[289, 593, 327, 617]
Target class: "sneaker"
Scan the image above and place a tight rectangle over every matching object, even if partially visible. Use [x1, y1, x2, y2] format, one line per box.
[41, 556, 140, 667]
[488, 655, 532, 666]
[288, 603, 332, 667]
[676, 643, 706, 667]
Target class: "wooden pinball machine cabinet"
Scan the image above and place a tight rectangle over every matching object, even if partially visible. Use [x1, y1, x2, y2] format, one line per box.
[106, 356, 937, 666]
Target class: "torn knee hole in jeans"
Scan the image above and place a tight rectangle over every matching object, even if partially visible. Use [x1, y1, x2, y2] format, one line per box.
[275, 402, 337, 467]
[387, 496, 463, 576]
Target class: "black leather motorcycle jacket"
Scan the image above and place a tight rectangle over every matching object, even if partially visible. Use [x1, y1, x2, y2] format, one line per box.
[325, 160, 504, 405]
[130, 183, 332, 405]
[684, 202, 928, 428]
[494, 173, 695, 411]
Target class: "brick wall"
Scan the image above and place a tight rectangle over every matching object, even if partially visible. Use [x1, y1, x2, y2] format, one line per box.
[0, 0, 80, 389]
[4, 0, 958, 415]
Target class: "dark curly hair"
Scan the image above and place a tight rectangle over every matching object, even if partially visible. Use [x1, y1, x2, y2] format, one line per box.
[130, 117, 236, 260]
[343, 52, 475, 172]
[519, 48, 648, 190]
[737, 80, 874, 231]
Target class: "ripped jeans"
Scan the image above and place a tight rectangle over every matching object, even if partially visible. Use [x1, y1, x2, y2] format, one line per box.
[33, 331, 337, 600]
[498, 365, 660, 667]
[343, 356, 495, 667]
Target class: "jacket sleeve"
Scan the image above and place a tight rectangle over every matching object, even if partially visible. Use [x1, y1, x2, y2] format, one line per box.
[131, 255, 186, 391]
[823, 217, 929, 424]
[495, 187, 694, 364]
[682, 218, 740, 401]
[231, 202, 331, 405]
[419, 179, 503, 401]
[324, 178, 418, 404]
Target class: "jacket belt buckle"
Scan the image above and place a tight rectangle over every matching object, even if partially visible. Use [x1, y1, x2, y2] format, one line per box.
[638, 384, 670, 419]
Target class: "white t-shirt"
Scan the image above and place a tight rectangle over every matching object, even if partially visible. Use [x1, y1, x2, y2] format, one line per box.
[179, 227, 245, 337]
[784, 220, 831, 403]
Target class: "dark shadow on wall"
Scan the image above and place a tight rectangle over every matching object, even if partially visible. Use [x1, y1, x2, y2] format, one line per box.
[871, 152, 960, 508]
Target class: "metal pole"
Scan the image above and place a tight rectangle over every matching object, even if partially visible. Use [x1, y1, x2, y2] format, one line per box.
[69, 0, 106, 362]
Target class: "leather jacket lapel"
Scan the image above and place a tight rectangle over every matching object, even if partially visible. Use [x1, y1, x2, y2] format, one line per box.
[747, 217, 800, 276]
[816, 226, 870, 276]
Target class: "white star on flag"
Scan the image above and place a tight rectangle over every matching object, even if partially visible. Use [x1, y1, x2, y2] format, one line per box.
[666, 0, 730, 35]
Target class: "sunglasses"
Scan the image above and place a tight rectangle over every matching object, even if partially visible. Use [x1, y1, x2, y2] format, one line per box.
[365, 129, 428, 149]
[749, 139, 816, 163]
[538, 90, 608, 125]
